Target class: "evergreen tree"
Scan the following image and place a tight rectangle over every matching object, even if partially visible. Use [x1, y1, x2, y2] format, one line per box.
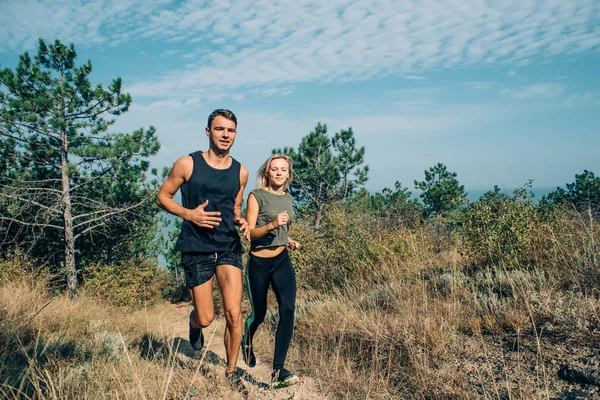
[0, 39, 160, 295]
[414, 163, 466, 217]
[540, 170, 600, 217]
[347, 181, 423, 227]
[274, 123, 368, 227]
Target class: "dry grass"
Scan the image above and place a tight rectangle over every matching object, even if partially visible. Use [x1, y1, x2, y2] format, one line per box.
[275, 205, 600, 399]
[0, 279, 238, 399]
[1, 204, 599, 399]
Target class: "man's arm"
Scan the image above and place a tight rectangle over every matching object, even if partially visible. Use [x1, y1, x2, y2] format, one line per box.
[156, 156, 222, 228]
[234, 165, 250, 240]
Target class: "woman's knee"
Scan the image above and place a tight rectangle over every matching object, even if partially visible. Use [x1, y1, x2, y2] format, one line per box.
[279, 302, 295, 321]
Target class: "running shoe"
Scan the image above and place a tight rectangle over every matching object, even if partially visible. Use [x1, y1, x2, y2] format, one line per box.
[225, 369, 247, 393]
[271, 368, 299, 388]
[188, 315, 203, 351]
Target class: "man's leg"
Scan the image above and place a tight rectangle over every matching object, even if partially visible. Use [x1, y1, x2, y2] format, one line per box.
[189, 277, 215, 329]
[182, 252, 217, 351]
[215, 264, 243, 374]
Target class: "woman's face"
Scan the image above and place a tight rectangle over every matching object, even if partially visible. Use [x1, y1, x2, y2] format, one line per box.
[267, 158, 290, 188]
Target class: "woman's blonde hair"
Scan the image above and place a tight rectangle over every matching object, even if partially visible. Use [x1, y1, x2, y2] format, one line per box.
[257, 154, 293, 190]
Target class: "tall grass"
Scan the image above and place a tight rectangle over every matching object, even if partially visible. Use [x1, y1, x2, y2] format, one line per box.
[277, 202, 600, 399]
[0, 274, 234, 399]
[1, 196, 598, 399]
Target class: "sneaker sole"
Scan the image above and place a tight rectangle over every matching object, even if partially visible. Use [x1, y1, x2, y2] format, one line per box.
[271, 375, 299, 389]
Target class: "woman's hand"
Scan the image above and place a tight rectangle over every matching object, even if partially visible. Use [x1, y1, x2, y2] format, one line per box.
[270, 211, 289, 229]
[287, 239, 301, 251]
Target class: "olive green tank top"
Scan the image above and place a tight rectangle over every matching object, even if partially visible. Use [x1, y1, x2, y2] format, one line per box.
[250, 188, 294, 250]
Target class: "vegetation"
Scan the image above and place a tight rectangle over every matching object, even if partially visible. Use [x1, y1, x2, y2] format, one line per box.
[0, 39, 161, 294]
[274, 123, 368, 227]
[1, 38, 598, 399]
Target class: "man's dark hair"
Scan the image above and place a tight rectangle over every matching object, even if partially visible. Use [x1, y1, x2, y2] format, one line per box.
[207, 109, 237, 129]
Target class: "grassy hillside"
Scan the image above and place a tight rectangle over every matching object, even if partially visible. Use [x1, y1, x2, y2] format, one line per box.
[1, 201, 599, 399]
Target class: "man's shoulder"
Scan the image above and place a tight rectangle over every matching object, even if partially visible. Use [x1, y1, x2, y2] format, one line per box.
[177, 154, 195, 163]
[171, 154, 194, 177]
[238, 163, 249, 181]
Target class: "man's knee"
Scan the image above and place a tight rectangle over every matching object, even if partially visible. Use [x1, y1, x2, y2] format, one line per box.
[191, 309, 214, 328]
[224, 307, 242, 328]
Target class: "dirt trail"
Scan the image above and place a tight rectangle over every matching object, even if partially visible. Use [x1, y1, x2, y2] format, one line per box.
[166, 302, 327, 400]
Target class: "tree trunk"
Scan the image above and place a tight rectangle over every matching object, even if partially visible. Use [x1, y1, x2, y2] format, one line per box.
[315, 206, 322, 229]
[342, 171, 348, 200]
[61, 129, 77, 296]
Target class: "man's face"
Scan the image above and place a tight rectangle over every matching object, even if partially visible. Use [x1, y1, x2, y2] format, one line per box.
[206, 115, 237, 153]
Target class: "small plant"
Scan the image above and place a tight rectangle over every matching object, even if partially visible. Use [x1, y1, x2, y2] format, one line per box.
[82, 257, 170, 307]
[462, 185, 541, 268]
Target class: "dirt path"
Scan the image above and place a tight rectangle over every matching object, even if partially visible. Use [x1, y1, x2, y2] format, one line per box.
[166, 302, 327, 400]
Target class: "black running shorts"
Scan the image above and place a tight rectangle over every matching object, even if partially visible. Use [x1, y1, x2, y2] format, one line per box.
[181, 251, 243, 288]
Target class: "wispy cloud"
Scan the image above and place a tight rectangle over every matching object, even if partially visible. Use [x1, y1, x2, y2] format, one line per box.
[161, 49, 180, 57]
[464, 81, 500, 90]
[1, 0, 598, 99]
[565, 91, 599, 107]
[501, 83, 567, 99]
[404, 75, 428, 81]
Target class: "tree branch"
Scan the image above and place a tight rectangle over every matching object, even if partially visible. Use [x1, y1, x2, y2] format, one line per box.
[73, 195, 151, 226]
[0, 216, 62, 230]
[0, 192, 62, 215]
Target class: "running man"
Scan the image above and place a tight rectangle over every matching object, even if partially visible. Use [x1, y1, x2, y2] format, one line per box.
[156, 109, 250, 385]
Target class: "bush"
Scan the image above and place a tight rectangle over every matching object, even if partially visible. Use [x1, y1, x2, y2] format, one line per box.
[538, 206, 600, 289]
[290, 205, 377, 290]
[0, 248, 49, 286]
[462, 186, 541, 268]
[82, 258, 170, 307]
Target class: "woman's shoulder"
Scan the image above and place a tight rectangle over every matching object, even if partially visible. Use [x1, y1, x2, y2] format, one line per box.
[250, 188, 266, 197]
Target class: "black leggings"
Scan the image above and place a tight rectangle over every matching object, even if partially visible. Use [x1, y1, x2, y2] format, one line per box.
[244, 248, 296, 370]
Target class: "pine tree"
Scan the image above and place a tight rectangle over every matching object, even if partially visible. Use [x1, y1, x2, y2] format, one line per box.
[0, 39, 160, 295]
[274, 123, 368, 227]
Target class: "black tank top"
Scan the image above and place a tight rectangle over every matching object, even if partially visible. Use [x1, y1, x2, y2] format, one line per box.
[175, 151, 243, 253]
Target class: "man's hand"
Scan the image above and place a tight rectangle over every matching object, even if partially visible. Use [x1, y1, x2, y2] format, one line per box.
[235, 216, 250, 241]
[186, 200, 221, 228]
[287, 239, 301, 251]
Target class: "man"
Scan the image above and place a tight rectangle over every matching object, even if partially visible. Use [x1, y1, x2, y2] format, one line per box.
[157, 109, 250, 385]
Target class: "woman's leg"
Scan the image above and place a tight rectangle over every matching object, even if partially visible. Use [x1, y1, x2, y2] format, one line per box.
[244, 256, 271, 342]
[270, 254, 296, 370]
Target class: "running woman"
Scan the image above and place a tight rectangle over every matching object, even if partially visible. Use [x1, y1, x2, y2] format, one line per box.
[241, 154, 301, 388]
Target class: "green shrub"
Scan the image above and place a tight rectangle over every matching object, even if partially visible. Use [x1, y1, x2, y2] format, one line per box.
[0, 249, 49, 285]
[290, 205, 376, 290]
[82, 258, 170, 307]
[462, 186, 541, 268]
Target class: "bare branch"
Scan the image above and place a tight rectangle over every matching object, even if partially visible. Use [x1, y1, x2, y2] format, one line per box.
[0, 183, 63, 195]
[73, 195, 151, 225]
[0, 216, 62, 230]
[74, 221, 112, 240]
[0, 192, 62, 215]
[295, 177, 318, 204]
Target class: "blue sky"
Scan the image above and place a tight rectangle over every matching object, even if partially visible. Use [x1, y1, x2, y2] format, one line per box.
[1, 0, 599, 196]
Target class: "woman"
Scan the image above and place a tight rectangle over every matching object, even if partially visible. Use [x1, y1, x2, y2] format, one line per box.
[241, 154, 301, 388]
